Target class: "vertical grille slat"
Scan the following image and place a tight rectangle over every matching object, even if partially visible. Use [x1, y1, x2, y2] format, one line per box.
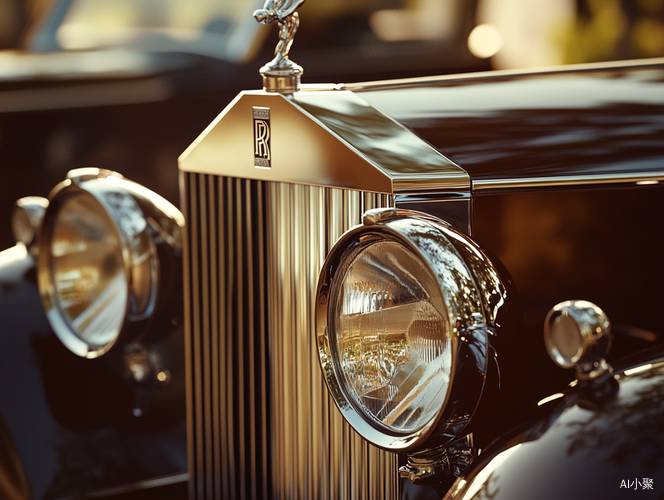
[185, 173, 399, 499]
[216, 176, 229, 500]
[235, 178, 246, 500]
[223, 177, 236, 500]
[245, 180, 257, 500]
[209, 177, 221, 500]
[200, 175, 213, 500]
[256, 180, 270, 500]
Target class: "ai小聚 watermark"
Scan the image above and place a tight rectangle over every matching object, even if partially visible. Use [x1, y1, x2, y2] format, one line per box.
[620, 478, 654, 491]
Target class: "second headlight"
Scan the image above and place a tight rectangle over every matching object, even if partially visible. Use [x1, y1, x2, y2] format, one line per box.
[37, 168, 183, 358]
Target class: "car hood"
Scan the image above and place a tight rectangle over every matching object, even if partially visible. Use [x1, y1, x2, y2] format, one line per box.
[353, 58, 664, 191]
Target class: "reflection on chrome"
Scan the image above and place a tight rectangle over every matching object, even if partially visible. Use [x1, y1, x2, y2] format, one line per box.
[537, 392, 565, 407]
[623, 364, 653, 377]
[11, 196, 49, 251]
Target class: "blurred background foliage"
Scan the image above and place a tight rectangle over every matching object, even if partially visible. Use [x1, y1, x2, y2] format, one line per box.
[561, 0, 664, 63]
[474, 0, 664, 69]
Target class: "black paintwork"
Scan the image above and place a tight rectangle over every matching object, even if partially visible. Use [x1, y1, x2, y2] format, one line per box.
[473, 186, 664, 405]
[444, 346, 664, 500]
[357, 61, 664, 185]
[0, 246, 187, 500]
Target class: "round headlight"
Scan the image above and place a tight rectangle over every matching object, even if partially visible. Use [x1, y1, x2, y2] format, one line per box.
[317, 208, 503, 451]
[37, 169, 181, 358]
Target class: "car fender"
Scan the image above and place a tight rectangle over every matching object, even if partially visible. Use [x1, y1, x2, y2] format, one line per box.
[443, 346, 664, 499]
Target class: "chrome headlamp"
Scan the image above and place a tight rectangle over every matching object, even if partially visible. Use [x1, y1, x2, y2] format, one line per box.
[316, 208, 507, 452]
[37, 168, 183, 358]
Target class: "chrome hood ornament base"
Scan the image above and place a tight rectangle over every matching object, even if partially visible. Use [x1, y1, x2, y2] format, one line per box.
[253, 0, 306, 93]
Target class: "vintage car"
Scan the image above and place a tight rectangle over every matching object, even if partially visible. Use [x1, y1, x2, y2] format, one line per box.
[2, 2, 664, 499]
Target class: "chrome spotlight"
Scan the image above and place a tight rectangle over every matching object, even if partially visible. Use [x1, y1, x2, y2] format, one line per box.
[544, 300, 612, 380]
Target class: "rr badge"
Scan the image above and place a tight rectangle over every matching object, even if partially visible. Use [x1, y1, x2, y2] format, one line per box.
[253, 107, 271, 168]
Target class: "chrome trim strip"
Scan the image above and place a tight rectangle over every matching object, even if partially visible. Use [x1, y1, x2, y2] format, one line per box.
[185, 172, 400, 499]
[473, 172, 664, 191]
[344, 57, 664, 92]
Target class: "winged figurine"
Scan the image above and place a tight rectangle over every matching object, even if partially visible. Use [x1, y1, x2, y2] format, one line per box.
[254, 0, 307, 79]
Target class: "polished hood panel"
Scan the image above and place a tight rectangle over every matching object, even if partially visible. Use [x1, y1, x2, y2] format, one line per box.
[355, 60, 664, 190]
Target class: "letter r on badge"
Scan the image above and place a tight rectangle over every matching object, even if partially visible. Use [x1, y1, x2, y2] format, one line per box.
[255, 120, 270, 160]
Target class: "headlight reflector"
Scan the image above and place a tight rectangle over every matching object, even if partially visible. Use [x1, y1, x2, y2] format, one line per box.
[332, 239, 452, 433]
[50, 192, 127, 349]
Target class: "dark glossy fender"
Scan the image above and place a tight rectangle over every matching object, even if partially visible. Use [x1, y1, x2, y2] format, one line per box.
[0, 245, 187, 500]
[443, 346, 664, 500]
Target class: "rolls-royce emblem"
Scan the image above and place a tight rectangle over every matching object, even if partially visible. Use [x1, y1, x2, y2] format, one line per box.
[253, 107, 271, 169]
[253, 0, 306, 92]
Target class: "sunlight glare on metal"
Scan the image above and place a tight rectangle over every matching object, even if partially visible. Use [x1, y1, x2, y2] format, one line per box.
[624, 364, 653, 377]
[537, 392, 564, 406]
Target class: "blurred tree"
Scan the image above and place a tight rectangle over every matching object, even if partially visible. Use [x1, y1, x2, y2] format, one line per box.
[559, 0, 664, 63]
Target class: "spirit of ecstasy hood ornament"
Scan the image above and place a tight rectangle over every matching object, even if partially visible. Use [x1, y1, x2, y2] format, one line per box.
[254, 0, 307, 93]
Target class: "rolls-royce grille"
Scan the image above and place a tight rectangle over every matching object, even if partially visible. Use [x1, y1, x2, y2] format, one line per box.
[183, 172, 398, 500]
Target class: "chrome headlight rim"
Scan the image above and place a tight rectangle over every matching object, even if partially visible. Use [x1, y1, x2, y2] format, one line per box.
[316, 209, 490, 452]
[37, 169, 164, 359]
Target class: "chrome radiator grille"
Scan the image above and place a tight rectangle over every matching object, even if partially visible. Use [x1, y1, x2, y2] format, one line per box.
[183, 172, 398, 500]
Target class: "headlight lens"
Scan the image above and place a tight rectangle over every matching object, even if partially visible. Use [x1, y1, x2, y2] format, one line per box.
[49, 192, 127, 349]
[332, 239, 452, 433]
